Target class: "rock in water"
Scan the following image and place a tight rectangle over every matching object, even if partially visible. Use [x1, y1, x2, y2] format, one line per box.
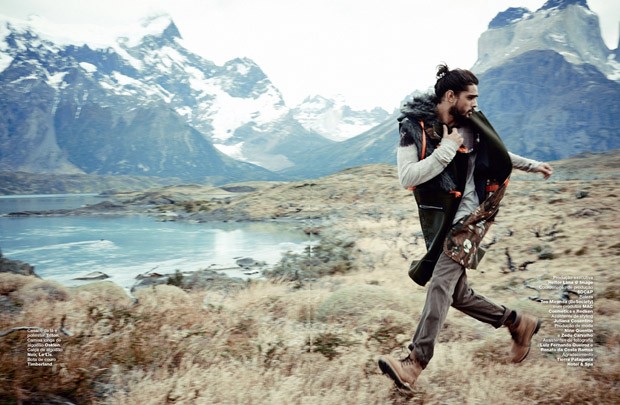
[73, 271, 110, 280]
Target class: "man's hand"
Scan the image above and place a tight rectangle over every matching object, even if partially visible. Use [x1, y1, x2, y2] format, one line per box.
[442, 124, 463, 148]
[536, 162, 553, 179]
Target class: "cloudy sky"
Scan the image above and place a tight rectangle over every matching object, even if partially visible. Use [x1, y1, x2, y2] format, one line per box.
[1, 0, 618, 110]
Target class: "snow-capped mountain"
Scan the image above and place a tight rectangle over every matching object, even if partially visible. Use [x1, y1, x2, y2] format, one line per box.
[210, 95, 389, 172]
[0, 13, 386, 181]
[292, 95, 389, 142]
[473, 0, 619, 81]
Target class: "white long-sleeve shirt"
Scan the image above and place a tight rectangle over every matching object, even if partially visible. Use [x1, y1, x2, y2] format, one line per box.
[397, 128, 542, 223]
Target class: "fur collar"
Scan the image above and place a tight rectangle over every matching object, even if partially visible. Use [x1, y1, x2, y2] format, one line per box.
[397, 93, 438, 123]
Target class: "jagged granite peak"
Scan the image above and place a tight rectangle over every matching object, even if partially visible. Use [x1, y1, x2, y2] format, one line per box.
[473, 1, 619, 81]
[140, 13, 180, 37]
[162, 21, 181, 40]
[218, 57, 275, 98]
[488, 7, 532, 29]
[538, 0, 589, 12]
[133, 14, 182, 49]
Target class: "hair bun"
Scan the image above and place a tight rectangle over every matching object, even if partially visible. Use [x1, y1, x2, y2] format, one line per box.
[436, 63, 450, 80]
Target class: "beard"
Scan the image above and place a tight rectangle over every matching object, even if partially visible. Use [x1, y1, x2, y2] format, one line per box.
[449, 104, 473, 127]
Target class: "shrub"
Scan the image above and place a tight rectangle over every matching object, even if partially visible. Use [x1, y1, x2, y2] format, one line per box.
[316, 284, 409, 322]
[360, 309, 413, 345]
[305, 332, 356, 360]
[0, 273, 38, 295]
[167, 269, 184, 287]
[12, 280, 69, 303]
[265, 235, 355, 281]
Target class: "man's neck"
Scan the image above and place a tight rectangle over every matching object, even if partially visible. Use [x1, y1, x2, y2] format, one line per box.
[436, 103, 455, 127]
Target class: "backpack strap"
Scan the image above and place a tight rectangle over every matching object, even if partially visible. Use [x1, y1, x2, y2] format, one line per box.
[409, 121, 461, 199]
[419, 120, 427, 160]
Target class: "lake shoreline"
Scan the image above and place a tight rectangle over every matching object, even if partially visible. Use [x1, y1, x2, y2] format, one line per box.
[0, 191, 318, 292]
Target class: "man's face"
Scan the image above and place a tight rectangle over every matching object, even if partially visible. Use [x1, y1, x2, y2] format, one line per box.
[449, 84, 478, 122]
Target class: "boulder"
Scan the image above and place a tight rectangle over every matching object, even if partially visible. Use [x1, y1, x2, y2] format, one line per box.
[73, 271, 110, 281]
[0, 252, 37, 277]
[235, 257, 266, 269]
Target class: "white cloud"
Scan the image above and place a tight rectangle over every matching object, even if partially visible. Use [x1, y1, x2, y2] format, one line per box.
[1, 0, 618, 110]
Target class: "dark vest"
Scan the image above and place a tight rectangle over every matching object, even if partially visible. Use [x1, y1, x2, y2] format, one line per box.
[408, 111, 512, 286]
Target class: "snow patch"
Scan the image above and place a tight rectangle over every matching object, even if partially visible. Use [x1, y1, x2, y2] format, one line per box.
[175, 106, 192, 118]
[10, 74, 37, 84]
[110, 40, 144, 70]
[0, 53, 13, 72]
[548, 33, 567, 44]
[227, 61, 250, 75]
[142, 46, 187, 73]
[47, 71, 67, 88]
[196, 78, 287, 141]
[214, 142, 246, 161]
[607, 56, 620, 81]
[113, 71, 140, 87]
[293, 95, 387, 141]
[0, 20, 10, 49]
[111, 71, 174, 103]
[79, 61, 97, 73]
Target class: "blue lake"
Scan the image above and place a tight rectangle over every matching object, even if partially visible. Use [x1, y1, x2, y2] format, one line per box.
[0, 194, 313, 288]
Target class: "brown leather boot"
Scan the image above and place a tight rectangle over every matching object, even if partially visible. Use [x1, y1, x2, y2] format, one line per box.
[378, 352, 423, 391]
[508, 313, 541, 363]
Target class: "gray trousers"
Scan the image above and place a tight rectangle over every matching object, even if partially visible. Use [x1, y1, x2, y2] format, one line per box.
[409, 252, 512, 368]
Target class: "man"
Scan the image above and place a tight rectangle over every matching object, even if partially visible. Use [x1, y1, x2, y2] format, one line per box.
[378, 64, 553, 391]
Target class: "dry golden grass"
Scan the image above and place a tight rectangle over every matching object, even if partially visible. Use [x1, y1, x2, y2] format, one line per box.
[1, 153, 619, 404]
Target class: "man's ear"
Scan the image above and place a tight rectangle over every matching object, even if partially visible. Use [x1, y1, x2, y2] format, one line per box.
[445, 90, 456, 102]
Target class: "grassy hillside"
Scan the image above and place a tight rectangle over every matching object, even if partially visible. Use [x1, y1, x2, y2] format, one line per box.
[1, 151, 618, 404]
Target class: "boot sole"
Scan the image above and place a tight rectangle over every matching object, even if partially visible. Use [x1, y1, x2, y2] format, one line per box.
[378, 359, 413, 392]
[514, 319, 542, 363]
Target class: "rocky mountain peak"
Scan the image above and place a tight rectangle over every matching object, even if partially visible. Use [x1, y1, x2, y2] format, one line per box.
[291, 95, 389, 142]
[487, 0, 592, 30]
[161, 20, 182, 41]
[141, 14, 183, 41]
[134, 14, 181, 48]
[224, 57, 262, 75]
[473, 1, 618, 81]
[538, 0, 589, 12]
[140, 14, 176, 32]
[488, 7, 531, 29]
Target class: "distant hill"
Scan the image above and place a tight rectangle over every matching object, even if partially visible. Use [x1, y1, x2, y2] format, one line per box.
[0, 172, 179, 195]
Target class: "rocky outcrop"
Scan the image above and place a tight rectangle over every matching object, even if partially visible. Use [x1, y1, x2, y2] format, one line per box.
[73, 271, 110, 281]
[131, 269, 247, 293]
[0, 251, 37, 276]
[4, 200, 128, 217]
